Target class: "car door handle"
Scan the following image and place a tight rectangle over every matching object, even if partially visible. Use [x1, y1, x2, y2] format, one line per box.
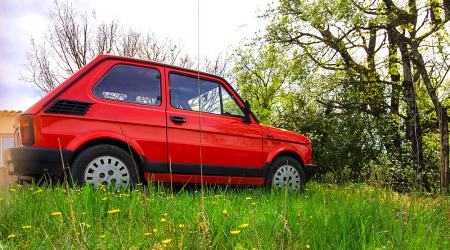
[170, 116, 186, 123]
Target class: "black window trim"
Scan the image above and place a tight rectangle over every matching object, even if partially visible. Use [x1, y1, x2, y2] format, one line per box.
[91, 63, 163, 107]
[168, 72, 246, 119]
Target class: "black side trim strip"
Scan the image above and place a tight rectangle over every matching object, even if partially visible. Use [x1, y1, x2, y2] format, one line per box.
[143, 162, 266, 177]
[267, 138, 310, 145]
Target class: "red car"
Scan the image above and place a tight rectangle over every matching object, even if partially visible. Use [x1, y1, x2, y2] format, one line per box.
[6, 55, 317, 190]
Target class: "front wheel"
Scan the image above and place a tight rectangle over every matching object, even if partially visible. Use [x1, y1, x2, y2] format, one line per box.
[265, 156, 306, 191]
[70, 144, 139, 189]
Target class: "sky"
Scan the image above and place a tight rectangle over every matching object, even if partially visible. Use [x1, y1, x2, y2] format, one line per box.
[0, 0, 270, 111]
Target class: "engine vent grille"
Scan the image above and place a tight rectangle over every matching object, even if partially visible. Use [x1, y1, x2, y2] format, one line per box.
[45, 99, 92, 116]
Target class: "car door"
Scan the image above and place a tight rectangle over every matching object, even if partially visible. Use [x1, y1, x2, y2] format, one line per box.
[198, 79, 263, 177]
[165, 69, 262, 177]
[165, 69, 201, 172]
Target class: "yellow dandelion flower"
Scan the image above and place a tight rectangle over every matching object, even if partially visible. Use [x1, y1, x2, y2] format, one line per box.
[153, 228, 158, 233]
[34, 189, 43, 194]
[222, 209, 228, 216]
[7, 233, 16, 239]
[51, 212, 62, 217]
[161, 239, 172, 244]
[160, 218, 167, 222]
[178, 224, 185, 229]
[251, 202, 257, 206]
[9, 188, 16, 192]
[230, 230, 241, 235]
[107, 209, 120, 214]
[239, 223, 249, 229]
[245, 197, 252, 200]
[306, 244, 311, 249]
[163, 213, 168, 218]
[22, 225, 31, 229]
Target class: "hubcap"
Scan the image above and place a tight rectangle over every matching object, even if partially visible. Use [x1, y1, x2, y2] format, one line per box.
[272, 164, 301, 190]
[84, 156, 130, 189]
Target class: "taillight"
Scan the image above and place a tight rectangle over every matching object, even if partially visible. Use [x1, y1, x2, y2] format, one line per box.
[19, 115, 34, 146]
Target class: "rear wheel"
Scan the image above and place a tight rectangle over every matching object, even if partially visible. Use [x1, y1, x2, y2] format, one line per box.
[266, 156, 306, 191]
[70, 145, 139, 189]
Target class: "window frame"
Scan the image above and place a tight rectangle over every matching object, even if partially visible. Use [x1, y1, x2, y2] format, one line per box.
[92, 63, 163, 107]
[168, 72, 246, 119]
[0, 134, 14, 167]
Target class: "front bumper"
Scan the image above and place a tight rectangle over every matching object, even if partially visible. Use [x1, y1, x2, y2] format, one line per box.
[5, 147, 73, 176]
[304, 164, 321, 181]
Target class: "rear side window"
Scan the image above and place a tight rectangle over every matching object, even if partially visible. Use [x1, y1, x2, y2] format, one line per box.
[93, 64, 161, 106]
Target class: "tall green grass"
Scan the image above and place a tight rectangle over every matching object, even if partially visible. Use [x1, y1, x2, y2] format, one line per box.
[0, 182, 448, 249]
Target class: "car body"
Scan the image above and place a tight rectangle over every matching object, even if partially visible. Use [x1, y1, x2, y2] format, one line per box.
[5, 55, 317, 188]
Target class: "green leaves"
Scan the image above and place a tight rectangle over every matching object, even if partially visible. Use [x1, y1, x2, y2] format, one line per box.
[232, 43, 309, 124]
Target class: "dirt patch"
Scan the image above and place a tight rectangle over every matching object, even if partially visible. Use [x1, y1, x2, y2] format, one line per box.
[0, 167, 15, 188]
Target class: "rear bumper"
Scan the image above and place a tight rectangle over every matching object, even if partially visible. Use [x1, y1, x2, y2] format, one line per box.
[304, 164, 320, 181]
[5, 147, 73, 176]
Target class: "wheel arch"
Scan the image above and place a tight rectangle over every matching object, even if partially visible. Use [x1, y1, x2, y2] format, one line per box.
[274, 150, 305, 167]
[266, 148, 305, 169]
[69, 137, 145, 181]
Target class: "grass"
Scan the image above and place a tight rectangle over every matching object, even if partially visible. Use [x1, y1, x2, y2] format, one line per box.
[0, 182, 448, 249]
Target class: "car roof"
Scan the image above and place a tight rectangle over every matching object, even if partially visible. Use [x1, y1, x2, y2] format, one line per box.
[97, 55, 226, 82]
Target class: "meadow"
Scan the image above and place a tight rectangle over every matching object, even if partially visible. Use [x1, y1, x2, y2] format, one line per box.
[0, 182, 448, 249]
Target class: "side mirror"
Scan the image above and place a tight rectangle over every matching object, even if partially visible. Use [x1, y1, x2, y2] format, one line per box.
[242, 100, 251, 123]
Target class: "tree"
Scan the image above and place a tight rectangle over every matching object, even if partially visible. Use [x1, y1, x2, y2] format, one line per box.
[263, 0, 449, 192]
[231, 42, 392, 184]
[23, 1, 230, 94]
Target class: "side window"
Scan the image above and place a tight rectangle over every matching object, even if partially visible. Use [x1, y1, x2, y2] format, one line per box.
[221, 86, 244, 117]
[169, 73, 244, 117]
[93, 64, 161, 106]
[169, 74, 200, 111]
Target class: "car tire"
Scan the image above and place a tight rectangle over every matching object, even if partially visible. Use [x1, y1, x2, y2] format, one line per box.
[265, 156, 306, 192]
[70, 144, 139, 189]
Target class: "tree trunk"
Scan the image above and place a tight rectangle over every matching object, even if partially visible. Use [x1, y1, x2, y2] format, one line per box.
[410, 45, 449, 194]
[397, 40, 429, 191]
[439, 107, 449, 195]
